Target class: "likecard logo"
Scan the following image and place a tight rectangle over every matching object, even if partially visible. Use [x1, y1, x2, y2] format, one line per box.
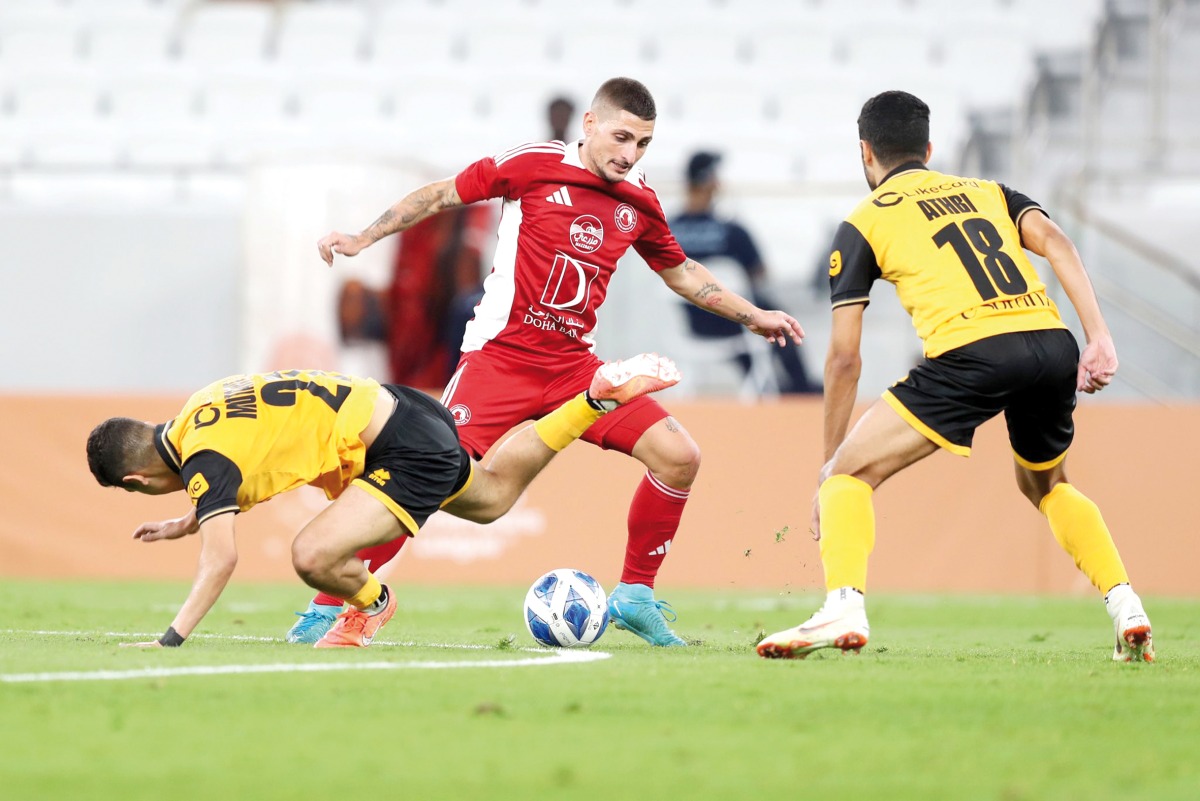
[187, 473, 210, 500]
[569, 215, 603, 253]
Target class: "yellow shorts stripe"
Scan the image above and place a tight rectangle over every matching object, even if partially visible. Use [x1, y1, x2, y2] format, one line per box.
[882, 390, 971, 457]
[439, 460, 476, 509]
[352, 478, 419, 536]
[1013, 448, 1068, 471]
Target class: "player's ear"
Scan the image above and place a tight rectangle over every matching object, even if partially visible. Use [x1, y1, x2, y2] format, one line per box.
[122, 474, 151, 490]
[924, 141, 933, 164]
[859, 140, 872, 165]
[582, 109, 597, 136]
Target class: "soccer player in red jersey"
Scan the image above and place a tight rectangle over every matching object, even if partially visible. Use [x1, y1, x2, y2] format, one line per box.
[311, 77, 805, 646]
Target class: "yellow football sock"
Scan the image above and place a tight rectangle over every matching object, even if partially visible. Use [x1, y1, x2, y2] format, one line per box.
[346, 574, 382, 610]
[534, 393, 603, 452]
[1040, 483, 1129, 594]
[818, 474, 875, 593]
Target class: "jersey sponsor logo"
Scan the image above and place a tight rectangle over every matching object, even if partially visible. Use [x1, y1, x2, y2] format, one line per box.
[546, 186, 573, 206]
[193, 407, 221, 430]
[449, 404, 471, 425]
[614, 203, 637, 232]
[187, 473, 210, 501]
[540, 252, 600, 313]
[873, 191, 904, 207]
[829, 250, 843, 277]
[569, 214, 603, 253]
[523, 305, 585, 338]
[367, 468, 391, 487]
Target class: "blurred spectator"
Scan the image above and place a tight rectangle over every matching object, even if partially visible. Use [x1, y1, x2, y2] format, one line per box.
[546, 95, 575, 141]
[670, 151, 821, 394]
[338, 205, 493, 388]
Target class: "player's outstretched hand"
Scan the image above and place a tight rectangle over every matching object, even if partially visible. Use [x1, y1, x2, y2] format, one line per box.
[748, 310, 805, 347]
[1078, 333, 1118, 394]
[132, 516, 195, 543]
[317, 231, 366, 266]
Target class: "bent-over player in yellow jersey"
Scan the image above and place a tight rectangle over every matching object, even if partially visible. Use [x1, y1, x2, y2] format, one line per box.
[87, 356, 681, 649]
[757, 90, 1154, 663]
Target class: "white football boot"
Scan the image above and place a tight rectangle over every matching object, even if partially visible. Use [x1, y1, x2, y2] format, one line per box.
[757, 588, 869, 659]
[588, 353, 681, 409]
[1105, 584, 1154, 663]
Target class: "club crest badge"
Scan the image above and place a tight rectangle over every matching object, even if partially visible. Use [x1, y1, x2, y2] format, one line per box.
[614, 203, 637, 233]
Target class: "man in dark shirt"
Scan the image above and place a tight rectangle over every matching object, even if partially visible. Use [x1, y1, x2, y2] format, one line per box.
[671, 152, 820, 394]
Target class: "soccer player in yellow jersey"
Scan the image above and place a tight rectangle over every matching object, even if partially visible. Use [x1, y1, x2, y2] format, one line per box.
[757, 91, 1154, 662]
[86, 355, 680, 649]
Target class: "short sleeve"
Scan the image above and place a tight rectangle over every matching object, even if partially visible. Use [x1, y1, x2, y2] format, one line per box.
[180, 450, 243, 524]
[829, 221, 880, 308]
[999, 183, 1047, 227]
[633, 192, 686, 271]
[454, 157, 507, 205]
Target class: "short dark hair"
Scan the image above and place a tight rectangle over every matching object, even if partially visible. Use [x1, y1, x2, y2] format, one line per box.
[86, 417, 155, 488]
[593, 77, 657, 121]
[857, 90, 930, 167]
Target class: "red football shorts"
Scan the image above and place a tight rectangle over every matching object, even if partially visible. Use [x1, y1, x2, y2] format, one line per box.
[441, 345, 669, 459]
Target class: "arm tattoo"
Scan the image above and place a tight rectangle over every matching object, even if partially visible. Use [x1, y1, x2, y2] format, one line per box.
[664, 416, 680, 433]
[735, 312, 753, 324]
[367, 208, 396, 232]
[365, 181, 459, 241]
[683, 259, 698, 272]
[693, 282, 721, 300]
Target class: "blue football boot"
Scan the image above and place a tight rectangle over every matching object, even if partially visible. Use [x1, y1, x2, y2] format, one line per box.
[607, 582, 687, 647]
[285, 600, 343, 644]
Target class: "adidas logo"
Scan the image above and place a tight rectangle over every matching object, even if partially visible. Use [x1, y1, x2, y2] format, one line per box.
[648, 539, 672, 557]
[545, 186, 573, 206]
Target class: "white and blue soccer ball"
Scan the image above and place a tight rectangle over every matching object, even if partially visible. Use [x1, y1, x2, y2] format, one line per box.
[523, 568, 609, 647]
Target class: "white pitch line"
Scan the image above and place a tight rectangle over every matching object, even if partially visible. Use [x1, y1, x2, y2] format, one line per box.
[1, 629, 515, 650]
[0, 629, 611, 683]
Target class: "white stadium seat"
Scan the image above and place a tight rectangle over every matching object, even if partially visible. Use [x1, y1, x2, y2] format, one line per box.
[177, 1, 274, 67]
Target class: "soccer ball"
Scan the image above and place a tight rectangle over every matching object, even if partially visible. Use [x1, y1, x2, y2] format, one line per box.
[523, 568, 610, 647]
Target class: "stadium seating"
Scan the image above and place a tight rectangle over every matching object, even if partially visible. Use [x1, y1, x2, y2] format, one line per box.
[2, 0, 1192, 397]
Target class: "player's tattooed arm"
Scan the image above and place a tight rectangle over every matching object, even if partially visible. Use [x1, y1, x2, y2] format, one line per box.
[318, 178, 462, 265]
[361, 179, 463, 244]
[657, 257, 805, 346]
[693, 282, 722, 304]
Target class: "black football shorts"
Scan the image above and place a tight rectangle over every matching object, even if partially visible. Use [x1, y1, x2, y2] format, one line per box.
[352, 384, 474, 534]
[884, 328, 1079, 468]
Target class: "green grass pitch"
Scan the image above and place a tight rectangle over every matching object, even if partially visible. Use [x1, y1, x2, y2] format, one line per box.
[2, 579, 1197, 800]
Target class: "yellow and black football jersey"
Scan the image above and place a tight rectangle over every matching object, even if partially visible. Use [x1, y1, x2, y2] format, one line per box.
[829, 163, 1066, 357]
[152, 370, 380, 524]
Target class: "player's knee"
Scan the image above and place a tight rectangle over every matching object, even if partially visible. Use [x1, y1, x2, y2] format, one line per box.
[291, 539, 333, 583]
[654, 435, 701, 487]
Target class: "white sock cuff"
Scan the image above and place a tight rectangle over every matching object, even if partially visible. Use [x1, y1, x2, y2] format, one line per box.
[827, 587, 865, 609]
[1104, 582, 1133, 608]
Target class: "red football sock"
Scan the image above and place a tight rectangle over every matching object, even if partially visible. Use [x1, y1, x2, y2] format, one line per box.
[621, 471, 689, 588]
[311, 536, 409, 606]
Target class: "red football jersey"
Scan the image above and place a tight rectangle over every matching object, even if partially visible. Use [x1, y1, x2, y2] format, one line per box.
[454, 139, 686, 358]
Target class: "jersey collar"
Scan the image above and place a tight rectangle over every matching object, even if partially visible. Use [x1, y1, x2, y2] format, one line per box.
[880, 161, 928, 185]
[153, 420, 182, 474]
